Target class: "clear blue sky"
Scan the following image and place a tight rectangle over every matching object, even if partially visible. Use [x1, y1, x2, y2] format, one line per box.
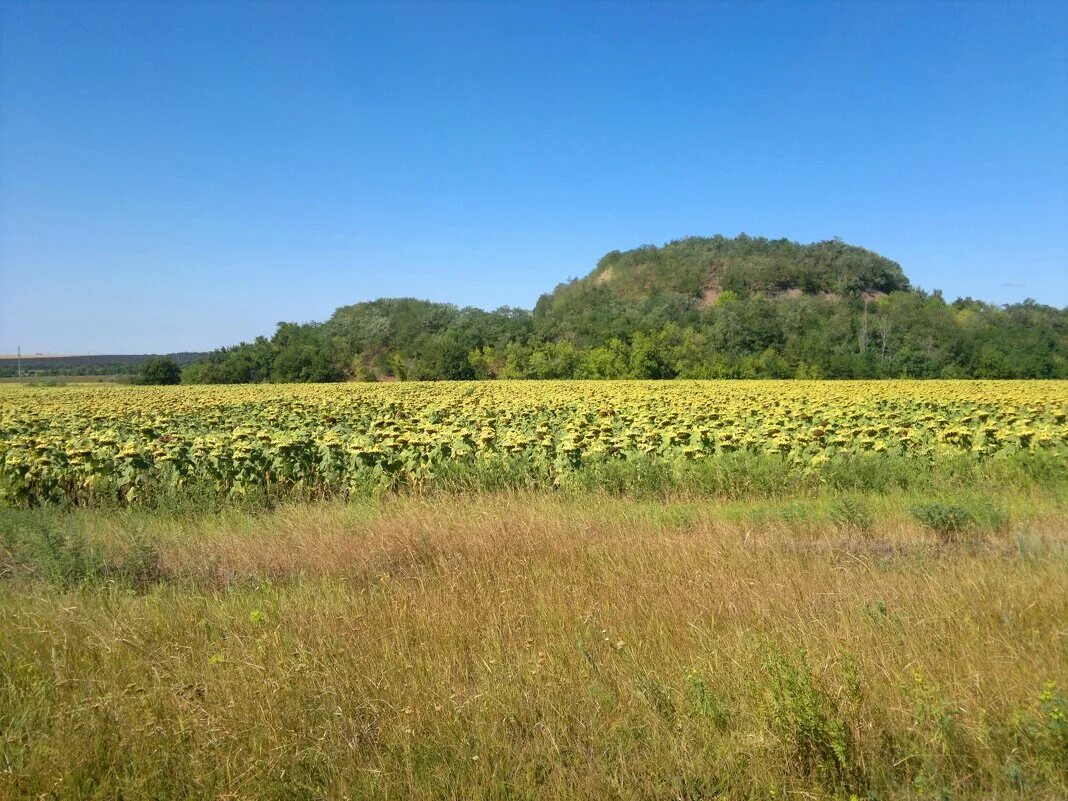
[1, 1, 1065, 354]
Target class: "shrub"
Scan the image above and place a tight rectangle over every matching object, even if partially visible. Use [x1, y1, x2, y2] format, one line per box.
[910, 502, 975, 541]
[763, 647, 860, 789]
[139, 356, 182, 385]
[829, 495, 875, 532]
[0, 510, 164, 588]
[0, 512, 106, 585]
[910, 497, 1010, 543]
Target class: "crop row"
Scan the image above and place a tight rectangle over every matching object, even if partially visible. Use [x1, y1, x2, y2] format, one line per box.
[1, 381, 1065, 505]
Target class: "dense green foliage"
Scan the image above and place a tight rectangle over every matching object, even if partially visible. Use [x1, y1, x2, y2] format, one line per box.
[182, 235, 1067, 382]
[581, 235, 910, 302]
[138, 356, 182, 385]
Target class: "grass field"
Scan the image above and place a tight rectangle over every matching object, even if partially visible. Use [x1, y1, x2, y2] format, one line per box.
[1, 381, 1066, 799]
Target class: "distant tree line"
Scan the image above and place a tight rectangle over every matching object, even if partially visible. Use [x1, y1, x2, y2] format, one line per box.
[0, 362, 141, 379]
[0, 353, 207, 379]
[179, 236, 1067, 383]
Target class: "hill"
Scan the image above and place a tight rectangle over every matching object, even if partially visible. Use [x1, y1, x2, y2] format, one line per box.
[556, 235, 909, 305]
[175, 234, 1066, 383]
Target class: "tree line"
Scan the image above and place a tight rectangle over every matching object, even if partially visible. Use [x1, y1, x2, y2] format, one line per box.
[174, 236, 1066, 383]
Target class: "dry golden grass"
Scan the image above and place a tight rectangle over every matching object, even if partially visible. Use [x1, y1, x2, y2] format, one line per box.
[1, 491, 1066, 799]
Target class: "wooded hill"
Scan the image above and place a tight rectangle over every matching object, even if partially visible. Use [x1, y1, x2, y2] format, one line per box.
[182, 235, 1067, 382]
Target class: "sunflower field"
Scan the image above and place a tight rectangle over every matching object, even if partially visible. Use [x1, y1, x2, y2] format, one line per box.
[1, 380, 1065, 505]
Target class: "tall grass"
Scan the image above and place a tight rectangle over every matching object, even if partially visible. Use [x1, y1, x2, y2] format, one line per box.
[1, 487, 1066, 799]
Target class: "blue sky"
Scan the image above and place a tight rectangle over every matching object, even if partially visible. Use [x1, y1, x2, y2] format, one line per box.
[1, 1, 1065, 354]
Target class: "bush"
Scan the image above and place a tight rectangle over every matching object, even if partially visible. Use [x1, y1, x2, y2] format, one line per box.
[910, 502, 976, 542]
[139, 357, 182, 385]
[910, 497, 1010, 543]
[763, 647, 859, 789]
[0, 510, 164, 588]
[829, 495, 875, 532]
[0, 512, 106, 586]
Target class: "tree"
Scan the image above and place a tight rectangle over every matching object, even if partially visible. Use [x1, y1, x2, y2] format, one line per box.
[175, 234, 1068, 383]
[140, 356, 182, 385]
